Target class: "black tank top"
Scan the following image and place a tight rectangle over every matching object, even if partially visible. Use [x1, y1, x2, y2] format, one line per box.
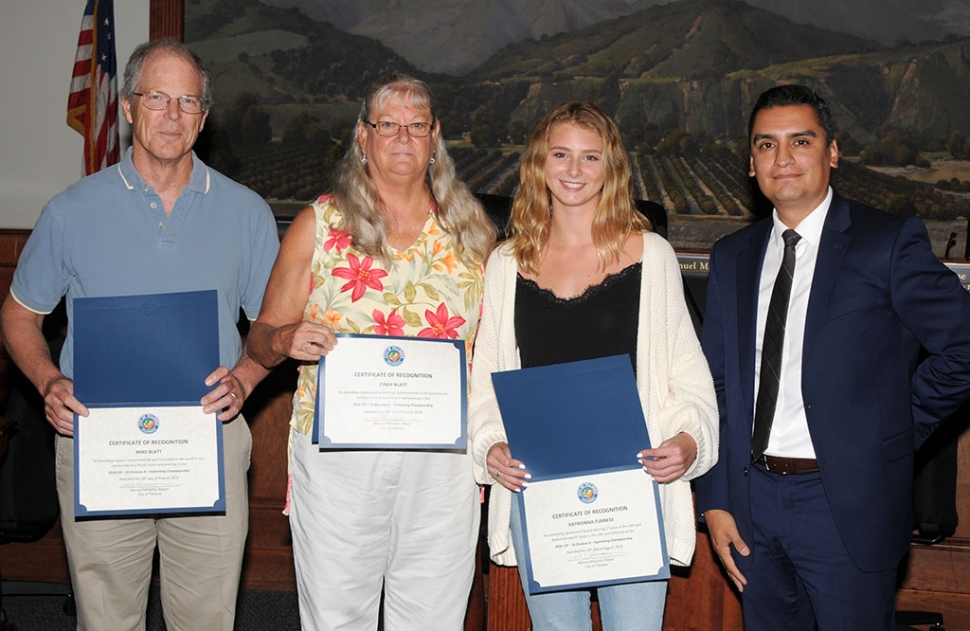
[514, 262, 641, 375]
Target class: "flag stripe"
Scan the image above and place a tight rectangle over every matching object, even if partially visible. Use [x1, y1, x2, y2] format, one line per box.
[67, 0, 119, 176]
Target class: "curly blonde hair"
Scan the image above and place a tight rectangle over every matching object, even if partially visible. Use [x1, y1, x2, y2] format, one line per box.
[506, 101, 650, 274]
[331, 74, 495, 266]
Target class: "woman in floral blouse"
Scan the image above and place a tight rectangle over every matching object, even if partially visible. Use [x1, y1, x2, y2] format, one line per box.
[247, 74, 495, 630]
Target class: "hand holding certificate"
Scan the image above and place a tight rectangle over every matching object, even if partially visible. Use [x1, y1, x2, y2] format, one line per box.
[313, 334, 467, 450]
[492, 355, 670, 594]
[72, 290, 225, 518]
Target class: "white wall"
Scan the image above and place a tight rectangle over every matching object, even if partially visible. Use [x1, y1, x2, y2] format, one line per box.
[0, 1, 150, 229]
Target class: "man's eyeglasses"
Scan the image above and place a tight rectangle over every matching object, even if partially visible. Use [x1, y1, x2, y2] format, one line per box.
[365, 120, 434, 137]
[133, 90, 205, 115]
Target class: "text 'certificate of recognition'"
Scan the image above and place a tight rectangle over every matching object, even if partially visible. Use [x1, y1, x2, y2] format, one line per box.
[76, 405, 223, 515]
[518, 469, 667, 593]
[316, 334, 467, 450]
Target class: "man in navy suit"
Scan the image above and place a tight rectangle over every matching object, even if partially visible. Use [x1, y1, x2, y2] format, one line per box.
[695, 84, 970, 630]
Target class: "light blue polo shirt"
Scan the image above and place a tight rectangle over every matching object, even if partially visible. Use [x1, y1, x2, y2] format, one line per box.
[11, 147, 280, 380]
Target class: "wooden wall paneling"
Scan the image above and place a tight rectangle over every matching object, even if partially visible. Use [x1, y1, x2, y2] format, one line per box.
[665, 529, 743, 631]
[237, 360, 297, 591]
[0, 231, 33, 402]
[487, 564, 530, 631]
[149, 0, 181, 40]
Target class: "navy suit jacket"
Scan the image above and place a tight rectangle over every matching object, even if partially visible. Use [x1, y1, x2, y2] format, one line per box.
[694, 191, 970, 573]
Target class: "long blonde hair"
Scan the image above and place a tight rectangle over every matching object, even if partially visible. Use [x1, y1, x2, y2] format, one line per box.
[506, 101, 650, 274]
[331, 74, 495, 266]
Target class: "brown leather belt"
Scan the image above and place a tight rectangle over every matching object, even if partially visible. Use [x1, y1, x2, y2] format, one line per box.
[754, 454, 819, 475]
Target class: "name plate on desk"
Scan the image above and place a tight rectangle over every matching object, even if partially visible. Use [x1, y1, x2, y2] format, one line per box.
[677, 253, 970, 290]
[947, 262, 970, 291]
[313, 334, 467, 450]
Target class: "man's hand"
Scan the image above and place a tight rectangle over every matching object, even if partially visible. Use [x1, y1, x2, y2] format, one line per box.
[705, 508, 750, 592]
[201, 366, 246, 422]
[43, 375, 89, 436]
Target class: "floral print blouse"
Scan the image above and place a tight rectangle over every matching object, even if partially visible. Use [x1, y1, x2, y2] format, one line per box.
[290, 195, 485, 436]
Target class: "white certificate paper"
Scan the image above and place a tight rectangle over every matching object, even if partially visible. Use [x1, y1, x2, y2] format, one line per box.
[518, 468, 669, 593]
[316, 334, 467, 450]
[75, 405, 225, 517]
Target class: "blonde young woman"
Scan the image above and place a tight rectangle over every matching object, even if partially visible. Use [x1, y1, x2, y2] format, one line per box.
[468, 101, 718, 630]
[247, 74, 495, 630]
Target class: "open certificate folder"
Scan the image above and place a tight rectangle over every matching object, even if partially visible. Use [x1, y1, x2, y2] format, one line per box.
[492, 355, 670, 594]
[72, 290, 225, 518]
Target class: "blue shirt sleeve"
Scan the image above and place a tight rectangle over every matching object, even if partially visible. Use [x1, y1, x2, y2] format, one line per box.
[239, 198, 280, 322]
[10, 198, 71, 314]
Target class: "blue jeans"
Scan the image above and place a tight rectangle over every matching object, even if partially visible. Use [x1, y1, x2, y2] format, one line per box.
[509, 499, 667, 631]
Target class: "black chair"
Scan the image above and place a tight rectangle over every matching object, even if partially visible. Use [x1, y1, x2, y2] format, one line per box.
[0, 334, 76, 627]
[893, 399, 967, 631]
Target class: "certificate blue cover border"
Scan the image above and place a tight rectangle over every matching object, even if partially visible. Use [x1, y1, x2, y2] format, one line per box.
[312, 333, 467, 450]
[73, 401, 226, 518]
[72, 290, 225, 518]
[492, 355, 671, 592]
[515, 465, 671, 594]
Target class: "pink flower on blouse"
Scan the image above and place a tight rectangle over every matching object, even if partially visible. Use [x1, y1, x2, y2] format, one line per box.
[331, 253, 388, 302]
[373, 309, 405, 337]
[418, 303, 466, 339]
[324, 229, 352, 252]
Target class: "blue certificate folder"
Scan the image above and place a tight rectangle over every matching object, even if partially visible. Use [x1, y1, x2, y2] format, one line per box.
[491, 355, 670, 592]
[72, 290, 225, 517]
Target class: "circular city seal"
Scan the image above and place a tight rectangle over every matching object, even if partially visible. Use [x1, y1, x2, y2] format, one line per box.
[577, 482, 598, 504]
[138, 413, 159, 434]
[384, 345, 405, 366]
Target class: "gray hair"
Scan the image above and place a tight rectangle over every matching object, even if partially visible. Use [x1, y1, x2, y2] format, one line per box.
[331, 74, 495, 266]
[121, 38, 213, 111]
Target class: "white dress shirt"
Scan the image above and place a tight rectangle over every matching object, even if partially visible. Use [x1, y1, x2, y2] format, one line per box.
[754, 187, 833, 458]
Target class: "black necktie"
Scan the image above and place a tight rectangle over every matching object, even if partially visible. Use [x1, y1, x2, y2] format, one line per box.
[751, 229, 801, 460]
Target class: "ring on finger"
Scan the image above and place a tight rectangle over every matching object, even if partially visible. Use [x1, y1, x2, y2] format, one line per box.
[494, 471, 500, 479]
[228, 392, 238, 403]
[301, 342, 311, 353]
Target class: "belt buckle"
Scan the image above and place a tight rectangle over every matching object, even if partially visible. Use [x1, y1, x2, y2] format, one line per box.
[758, 455, 783, 474]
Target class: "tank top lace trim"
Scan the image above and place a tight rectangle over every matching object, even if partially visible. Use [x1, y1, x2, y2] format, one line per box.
[514, 261, 641, 374]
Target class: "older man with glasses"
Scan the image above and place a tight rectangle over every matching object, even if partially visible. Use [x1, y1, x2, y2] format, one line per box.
[1, 39, 279, 631]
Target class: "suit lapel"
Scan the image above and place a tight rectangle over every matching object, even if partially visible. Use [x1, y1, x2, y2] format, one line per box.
[803, 192, 852, 364]
[737, 220, 772, 415]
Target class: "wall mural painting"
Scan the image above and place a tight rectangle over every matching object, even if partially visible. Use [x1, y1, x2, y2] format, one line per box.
[181, 0, 970, 255]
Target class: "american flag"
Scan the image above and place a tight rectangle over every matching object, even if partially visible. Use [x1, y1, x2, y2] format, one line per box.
[67, 0, 119, 176]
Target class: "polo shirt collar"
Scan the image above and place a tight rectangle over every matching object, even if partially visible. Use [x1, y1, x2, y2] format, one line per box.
[115, 147, 210, 195]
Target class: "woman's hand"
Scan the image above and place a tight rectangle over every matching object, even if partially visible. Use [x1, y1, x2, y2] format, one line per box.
[280, 321, 338, 361]
[485, 442, 531, 492]
[637, 432, 697, 483]
[247, 206, 329, 368]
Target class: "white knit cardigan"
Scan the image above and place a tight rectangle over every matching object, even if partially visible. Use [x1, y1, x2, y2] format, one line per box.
[468, 232, 718, 567]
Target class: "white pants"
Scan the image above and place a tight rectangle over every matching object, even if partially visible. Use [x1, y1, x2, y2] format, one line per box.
[56, 416, 251, 631]
[289, 429, 479, 631]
